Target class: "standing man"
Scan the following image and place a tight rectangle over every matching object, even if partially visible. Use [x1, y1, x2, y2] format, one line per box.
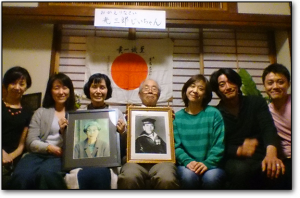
[210, 68, 284, 189]
[262, 63, 291, 189]
[135, 118, 167, 154]
[118, 79, 179, 189]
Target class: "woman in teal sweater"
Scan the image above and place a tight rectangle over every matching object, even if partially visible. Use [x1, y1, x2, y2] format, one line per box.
[173, 74, 226, 189]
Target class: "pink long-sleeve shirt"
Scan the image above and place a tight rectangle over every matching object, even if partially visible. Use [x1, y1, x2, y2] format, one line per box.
[268, 94, 291, 158]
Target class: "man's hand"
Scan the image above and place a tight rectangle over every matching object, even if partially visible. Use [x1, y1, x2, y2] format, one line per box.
[237, 138, 258, 157]
[262, 145, 285, 179]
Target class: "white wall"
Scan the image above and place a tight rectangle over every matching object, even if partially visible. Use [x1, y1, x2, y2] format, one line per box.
[2, 22, 54, 99]
[238, 2, 291, 15]
[275, 30, 292, 93]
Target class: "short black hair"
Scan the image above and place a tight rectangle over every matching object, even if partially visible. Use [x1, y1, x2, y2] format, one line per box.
[83, 73, 112, 100]
[3, 66, 32, 89]
[262, 63, 290, 83]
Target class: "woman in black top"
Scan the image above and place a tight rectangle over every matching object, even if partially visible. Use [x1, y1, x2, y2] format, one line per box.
[2, 66, 33, 188]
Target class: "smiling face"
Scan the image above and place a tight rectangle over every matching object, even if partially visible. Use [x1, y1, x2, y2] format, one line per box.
[138, 79, 160, 107]
[264, 72, 290, 101]
[6, 78, 27, 101]
[217, 74, 239, 101]
[51, 80, 70, 106]
[89, 79, 108, 107]
[186, 80, 206, 105]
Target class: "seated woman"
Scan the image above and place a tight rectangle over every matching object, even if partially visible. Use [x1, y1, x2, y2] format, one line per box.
[2, 66, 33, 189]
[173, 74, 226, 189]
[9, 73, 75, 189]
[65, 73, 127, 189]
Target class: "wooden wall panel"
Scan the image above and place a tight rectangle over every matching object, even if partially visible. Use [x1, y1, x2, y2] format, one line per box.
[58, 25, 271, 112]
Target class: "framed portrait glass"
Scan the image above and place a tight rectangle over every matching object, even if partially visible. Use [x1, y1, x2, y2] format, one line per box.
[127, 106, 175, 163]
[62, 109, 121, 171]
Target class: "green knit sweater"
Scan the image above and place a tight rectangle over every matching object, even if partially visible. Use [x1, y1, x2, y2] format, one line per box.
[173, 106, 225, 169]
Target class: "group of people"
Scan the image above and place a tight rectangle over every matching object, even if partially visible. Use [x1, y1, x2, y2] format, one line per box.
[2, 63, 291, 190]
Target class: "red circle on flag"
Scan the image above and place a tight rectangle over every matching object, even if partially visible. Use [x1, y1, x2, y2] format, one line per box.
[111, 53, 148, 90]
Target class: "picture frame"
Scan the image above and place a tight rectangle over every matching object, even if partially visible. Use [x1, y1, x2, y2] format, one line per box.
[21, 92, 42, 112]
[62, 109, 121, 171]
[127, 106, 175, 163]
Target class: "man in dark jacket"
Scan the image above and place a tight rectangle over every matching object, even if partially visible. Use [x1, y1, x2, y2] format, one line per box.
[210, 68, 284, 189]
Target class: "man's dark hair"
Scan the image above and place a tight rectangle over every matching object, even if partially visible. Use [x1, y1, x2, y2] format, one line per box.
[210, 68, 242, 98]
[262, 63, 290, 83]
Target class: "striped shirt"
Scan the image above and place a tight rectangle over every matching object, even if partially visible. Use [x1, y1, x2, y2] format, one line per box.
[173, 106, 225, 169]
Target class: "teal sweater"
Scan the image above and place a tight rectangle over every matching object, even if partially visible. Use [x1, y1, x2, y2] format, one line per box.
[173, 106, 225, 169]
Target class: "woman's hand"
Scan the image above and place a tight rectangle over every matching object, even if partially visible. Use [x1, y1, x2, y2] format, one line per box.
[47, 145, 62, 157]
[2, 150, 13, 164]
[117, 119, 126, 134]
[187, 161, 208, 175]
[58, 118, 69, 135]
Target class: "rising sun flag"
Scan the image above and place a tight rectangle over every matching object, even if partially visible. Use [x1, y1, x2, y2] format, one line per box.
[85, 37, 173, 104]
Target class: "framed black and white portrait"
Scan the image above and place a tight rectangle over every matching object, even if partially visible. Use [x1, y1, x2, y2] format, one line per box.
[127, 106, 175, 163]
[62, 109, 121, 171]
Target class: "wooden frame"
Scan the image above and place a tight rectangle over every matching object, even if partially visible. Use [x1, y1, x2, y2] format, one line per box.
[62, 109, 121, 171]
[2, 3, 290, 30]
[127, 106, 175, 163]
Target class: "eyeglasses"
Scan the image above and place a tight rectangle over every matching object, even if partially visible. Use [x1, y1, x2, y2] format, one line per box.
[142, 86, 159, 93]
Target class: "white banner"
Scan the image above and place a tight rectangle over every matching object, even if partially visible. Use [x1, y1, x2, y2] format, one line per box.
[94, 9, 166, 29]
[85, 37, 173, 104]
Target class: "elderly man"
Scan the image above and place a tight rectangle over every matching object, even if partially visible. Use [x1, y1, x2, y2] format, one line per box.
[118, 79, 179, 189]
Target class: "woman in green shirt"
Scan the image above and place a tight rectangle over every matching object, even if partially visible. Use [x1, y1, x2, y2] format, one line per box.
[173, 74, 226, 189]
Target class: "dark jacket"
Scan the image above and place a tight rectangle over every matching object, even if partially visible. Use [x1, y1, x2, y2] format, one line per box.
[135, 131, 166, 154]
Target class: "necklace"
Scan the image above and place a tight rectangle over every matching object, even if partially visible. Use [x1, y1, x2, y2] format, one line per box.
[3, 101, 22, 116]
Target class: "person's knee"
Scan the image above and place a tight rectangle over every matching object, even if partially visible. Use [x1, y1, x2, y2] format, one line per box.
[203, 168, 226, 181]
[119, 163, 144, 179]
[118, 163, 146, 189]
[202, 168, 226, 189]
[176, 166, 200, 189]
[151, 171, 179, 189]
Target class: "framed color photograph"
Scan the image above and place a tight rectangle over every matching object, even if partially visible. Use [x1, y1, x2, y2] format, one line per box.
[127, 106, 175, 163]
[62, 109, 121, 171]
